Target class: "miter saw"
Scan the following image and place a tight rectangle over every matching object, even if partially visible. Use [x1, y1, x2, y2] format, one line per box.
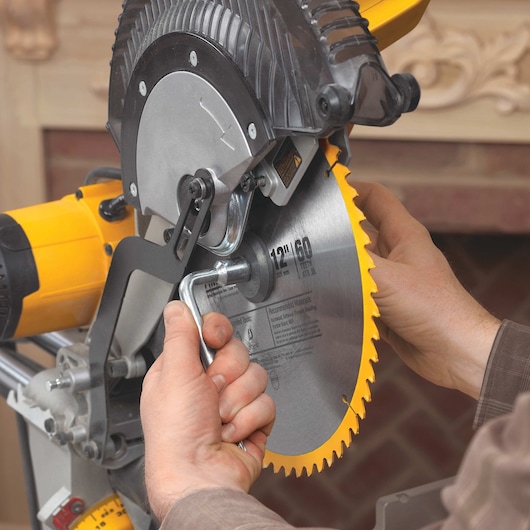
[0, 1, 429, 528]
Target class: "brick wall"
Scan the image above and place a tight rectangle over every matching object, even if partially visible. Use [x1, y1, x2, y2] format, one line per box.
[43, 130, 530, 529]
[349, 140, 530, 234]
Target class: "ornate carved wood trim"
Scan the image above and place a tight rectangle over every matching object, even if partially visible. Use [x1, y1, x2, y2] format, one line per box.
[0, 0, 57, 61]
[384, 15, 530, 115]
[354, 0, 530, 143]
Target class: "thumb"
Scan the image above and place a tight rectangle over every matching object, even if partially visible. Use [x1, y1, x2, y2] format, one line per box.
[159, 300, 203, 380]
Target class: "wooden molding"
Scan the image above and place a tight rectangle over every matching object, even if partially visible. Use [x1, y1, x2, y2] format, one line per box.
[384, 15, 530, 115]
[355, 0, 530, 143]
[0, 0, 57, 61]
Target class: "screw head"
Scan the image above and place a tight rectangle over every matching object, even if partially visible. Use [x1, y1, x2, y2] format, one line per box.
[139, 80, 147, 96]
[129, 182, 138, 197]
[189, 50, 198, 67]
[247, 122, 257, 140]
[70, 501, 85, 515]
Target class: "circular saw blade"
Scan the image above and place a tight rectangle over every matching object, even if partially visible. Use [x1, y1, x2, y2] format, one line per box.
[190, 140, 379, 477]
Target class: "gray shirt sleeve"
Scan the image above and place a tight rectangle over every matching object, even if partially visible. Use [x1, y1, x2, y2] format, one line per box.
[159, 487, 333, 530]
[474, 320, 530, 429]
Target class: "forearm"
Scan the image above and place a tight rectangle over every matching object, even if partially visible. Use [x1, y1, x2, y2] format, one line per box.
[474, 320, 530, 429]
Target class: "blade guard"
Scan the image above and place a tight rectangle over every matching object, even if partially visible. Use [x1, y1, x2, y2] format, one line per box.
[108, 0, 429, 150]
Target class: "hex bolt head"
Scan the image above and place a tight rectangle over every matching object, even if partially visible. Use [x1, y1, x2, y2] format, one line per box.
[129, 182, 138, 197]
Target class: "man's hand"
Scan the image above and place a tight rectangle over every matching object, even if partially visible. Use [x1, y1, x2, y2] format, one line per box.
[140, 301, 275, 522]
[354, 182, 501, 399]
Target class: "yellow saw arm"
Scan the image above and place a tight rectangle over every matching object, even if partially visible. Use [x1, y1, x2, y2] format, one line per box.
[359, 0, 430, 50]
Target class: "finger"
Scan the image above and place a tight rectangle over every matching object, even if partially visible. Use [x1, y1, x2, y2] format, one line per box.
[353, 181, 407, 232]
[207, 337, 250, 387]
[158, 301, 204, 381]
[218, 362, 269, 423]
[361, 221, 379, 254]
[202, 312, 234, 350]
[353, 182, 427, 256]
[221, 393, 276, 443]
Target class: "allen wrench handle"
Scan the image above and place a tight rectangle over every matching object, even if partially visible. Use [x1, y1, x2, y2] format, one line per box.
[179, 258, 251, 451]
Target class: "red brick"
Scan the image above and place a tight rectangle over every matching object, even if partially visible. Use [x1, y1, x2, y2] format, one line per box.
[350, 139, 465, 176]
[452, 234, 527, 274]
[361, 379, 411, 434]
[400, 411, 463, 475]
[477, 247, 530, 318]
[44, 129, 120, 161]
[45, 164, 93, 200]
[400, 366, 475, 425]
[480, 143, 530, 179]
[432, 234, 483, 292]
[338, 439, 410, 499]
[44, 130, 122, 200]
[402, 185, 530, 233]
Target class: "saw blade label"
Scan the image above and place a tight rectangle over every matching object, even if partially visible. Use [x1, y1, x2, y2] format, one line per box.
[271, 236, 317, 280]
[211, 290, 322, 360]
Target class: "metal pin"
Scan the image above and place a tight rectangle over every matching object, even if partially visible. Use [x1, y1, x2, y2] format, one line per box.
[46, 376, 72, 392]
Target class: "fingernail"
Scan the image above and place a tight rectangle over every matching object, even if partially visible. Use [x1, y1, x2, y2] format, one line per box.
[211, 374, 226, 393]
[219, 399, 233, 421]
[221, 423, 235, 442]
[213, 324, 229, 345]
[164, 301, 185, 323]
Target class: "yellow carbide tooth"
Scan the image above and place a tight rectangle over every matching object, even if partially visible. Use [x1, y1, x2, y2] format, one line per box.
[263, 139, 380, 477]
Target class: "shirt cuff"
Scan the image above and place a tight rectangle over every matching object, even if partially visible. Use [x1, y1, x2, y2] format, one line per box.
[474, 320, 530, 429]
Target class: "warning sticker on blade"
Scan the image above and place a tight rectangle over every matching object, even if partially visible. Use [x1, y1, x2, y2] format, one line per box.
[226, 292, 321, 371]
[267, 294, 320, 347]
[273, 137, 303, 189]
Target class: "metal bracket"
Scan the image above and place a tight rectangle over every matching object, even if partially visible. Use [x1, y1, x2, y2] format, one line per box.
[373, 477, 453, 530]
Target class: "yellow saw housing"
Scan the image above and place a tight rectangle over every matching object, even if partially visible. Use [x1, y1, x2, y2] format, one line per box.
[0, 180, 134, 339]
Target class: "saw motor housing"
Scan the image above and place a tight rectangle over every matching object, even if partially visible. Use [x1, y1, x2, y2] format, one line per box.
[0, 1, 430, 528]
